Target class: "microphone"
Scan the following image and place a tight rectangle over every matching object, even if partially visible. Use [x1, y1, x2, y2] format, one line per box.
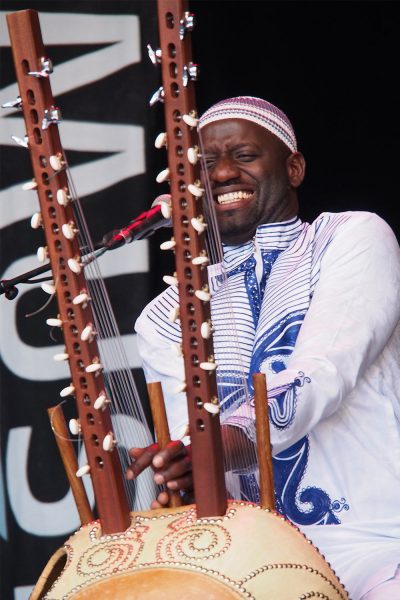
[103, 194, 172, 250]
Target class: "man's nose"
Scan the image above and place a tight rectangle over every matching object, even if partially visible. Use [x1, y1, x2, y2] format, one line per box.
[210, 156, 240, 183]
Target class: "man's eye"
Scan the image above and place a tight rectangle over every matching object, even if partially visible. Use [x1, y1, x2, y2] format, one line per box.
[237, 154, 256, 161]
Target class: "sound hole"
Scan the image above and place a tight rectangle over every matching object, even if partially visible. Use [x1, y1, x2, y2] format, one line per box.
[30, 109, 38, 124]
[27, 89, 35, 104]
[193, 376, 201, 388]
[73, 343, 81, 353]
[184, 267, 192, 279]
[48, 207, 56, 218]
[66, 308, 74, 320]
[64, 291, 72, 304]
[196, 419, 205, 431]
[180, 198, 188, 209]
[165, 12, 174, 28]
[183, 250, 191, 261]
[190, 337, 198, 348]
[189, 319, 197, 331]
[52, 223, 59, 234]
[54, 240, 62, 252]
[39, 155, 47, 167]
[86, 413, 94, 425]
[70, 325, 78, 336]
[187, 303, 195, 315]
[76, 360, 84, 372]
[176, 145, 183, 157]
[169, 62, 177, 78]
[95, 457, 104, 469]
[80, 377, 88, 390]
[186, 284, 194, 296]
[21, 59, 29, 74]
[33, 128, 42, 144]
[191, 354, 199, 366]
[83, 394, 90, 405]
[91, 434, 99, 447]
[173, 110, 181, 122]
[195, 397, 203, 408]
[42, 172, 49, 185]
[177, 163, 185, 175]
[46, 190, 53, 201]
[174, 127, 182, 138]
[170, 82, 179, 97]
[168, 43, 176, 58]
[182, 232, 190, 243]
[181, 215, 189, 226]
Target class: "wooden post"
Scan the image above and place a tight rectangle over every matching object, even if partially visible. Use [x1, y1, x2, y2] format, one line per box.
[252, 373, 275, 510]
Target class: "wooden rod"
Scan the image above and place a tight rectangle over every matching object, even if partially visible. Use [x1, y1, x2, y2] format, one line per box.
[48, 405, 94, 525]
[252, 373, 275, 510]
[147, 382, 183, 508]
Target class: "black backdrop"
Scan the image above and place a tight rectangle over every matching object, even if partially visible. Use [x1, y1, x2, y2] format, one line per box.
[1, 1, 399, 598]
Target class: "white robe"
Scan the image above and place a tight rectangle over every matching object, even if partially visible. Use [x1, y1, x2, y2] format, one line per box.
[135, 211, 400, 599]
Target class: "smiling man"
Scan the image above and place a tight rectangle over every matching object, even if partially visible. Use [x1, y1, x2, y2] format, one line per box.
[132, 96, 400, 599]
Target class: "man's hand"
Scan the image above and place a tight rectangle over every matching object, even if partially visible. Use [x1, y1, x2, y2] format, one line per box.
[126, 440, 193, 509]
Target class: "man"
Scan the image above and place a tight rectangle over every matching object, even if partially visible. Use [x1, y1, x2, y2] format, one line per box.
[128, 96, 400, 599]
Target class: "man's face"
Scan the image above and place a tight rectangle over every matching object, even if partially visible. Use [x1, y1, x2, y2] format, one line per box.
[201, 119, 303, 245]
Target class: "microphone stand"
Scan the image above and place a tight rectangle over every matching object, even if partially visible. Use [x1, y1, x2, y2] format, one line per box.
[0, 245, 107, 300]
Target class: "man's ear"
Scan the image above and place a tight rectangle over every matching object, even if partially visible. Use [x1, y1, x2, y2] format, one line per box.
[287, 152, 306, 188]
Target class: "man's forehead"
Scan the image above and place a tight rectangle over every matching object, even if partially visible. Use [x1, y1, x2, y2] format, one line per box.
[201, 118, 280, 149]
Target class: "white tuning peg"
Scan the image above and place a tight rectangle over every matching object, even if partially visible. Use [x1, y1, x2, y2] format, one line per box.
[155, 132, 167, 149]
[200, 320, 212, 339]
[94, 392, 109, 410]
[60, 384, 75, 398]
[46, 317, 62, 327]
[187, 145, 200, 165]
[49, 153, 64, 171]
[37, 246, 48, 263]
[188, 181, 204, 198]
[169, 306, 180, 323]
[56, 188, 71, 206]
[30, 212, 42, 229]
[160, 239, 176, 251]
[204, 401, 220, 415]
[68, 257, 82, 274]
[80, 323, 95, 342]
[41, 282, 55, 295]
[160, 199, 172, 219]
[22, 179, 37, 191]
[182, 112, 198, 127]
[54, 352, 69, 362]
[62, 222, 77, 240]
[191, 216, 207, 234]
[149, 86, 165, 106]
[147, 44, 162, 65]
[195, 287, 211, 302]
[69, 418, 81, 435]
[200, 358, 217, 371]
[103, 432, 116, 452]
[76, 464, 91, 477]
[171, 343, 183, 357]
[156, 167, 170, 183]
[163, 273, 178, 286]
[192, 254, 209, 266]
[174, 381, 187, 394]
[73, 291, 90, 306]
[85, 360, 103, 374]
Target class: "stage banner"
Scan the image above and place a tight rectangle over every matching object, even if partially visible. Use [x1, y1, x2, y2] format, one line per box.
[0, 2, 163, 597]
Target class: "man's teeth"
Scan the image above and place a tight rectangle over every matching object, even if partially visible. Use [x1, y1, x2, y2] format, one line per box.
[217, 191, 253, 204]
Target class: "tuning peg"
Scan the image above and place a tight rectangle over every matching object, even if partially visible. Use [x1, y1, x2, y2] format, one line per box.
[49, 153, 65, 171]
[192, 252, 209, 266]
[179, 11, 195, 40]
[11, 135, 28, 148]
[42, 106, 62, 130]
[76, 464, 91, 477]
[56, 188, 71, 206]
[204, 400, 220, 415]
[2, 96, 22, 109]
[28, 57, 53, 78]
[155, 132, 167, 149]
[69, 418, 81, 435]
[174, 381, 187, 394]
[160, 198, 172, 219]
[201, 320, 213, 339]
[188, 180, 204, 198]
[60, 383, 75, 397]
[54, 352, 69, 362]
[41, 282, 56, 295]
[147, 44, 162, 65]
[191, 215, 207, 234]
[46, 317, 62, 327]
[22, 179, 37, 191]
[68, 257, 82, 274]
[200, 356, 217, 371]
[62, 221, 78, 240]
[160, 238, 176, 251]
[73, 291, 90, 307]
[156, 167, 170, 183]
[182, 62, 198, 87]
[94, 392, 109, 410]
[150, 86, 165, 106]
[163, 273, 178, 286]
[85, 358, 103, 374]
[169, 306, 180, 323]
[103, 432, 116, 452]
[30, 212, 42, 229]
[80, 323, 95, 342]
[182, 111, 198, 127]
[37, 246, 48, 263]
[195, 285, 211, 302]
[187, 145, 201, 165]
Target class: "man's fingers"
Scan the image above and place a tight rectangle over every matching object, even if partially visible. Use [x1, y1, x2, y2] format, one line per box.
[152, 440, 186, 469]
[126, 443, 159, 479]
[166, 473, 193, 492]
